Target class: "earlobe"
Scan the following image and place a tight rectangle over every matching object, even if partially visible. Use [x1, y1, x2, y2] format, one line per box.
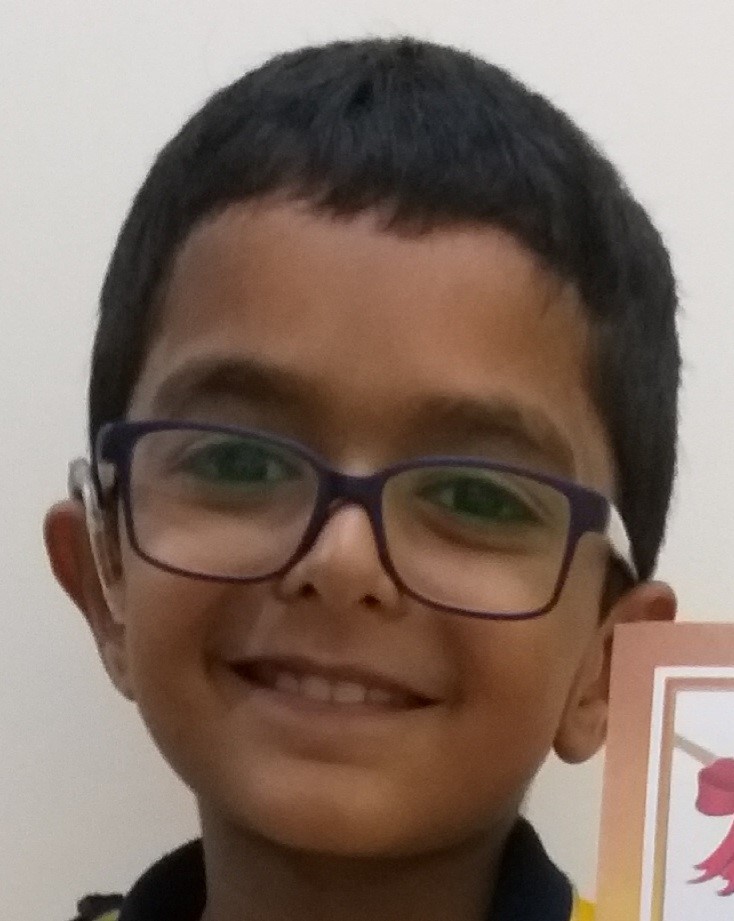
[44, 499, 135, 700]
[45, 499, 100, 616]
[553, 580, 677, 764]
[553, 628, 612, 764]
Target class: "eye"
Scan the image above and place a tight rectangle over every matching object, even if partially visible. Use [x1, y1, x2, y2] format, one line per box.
[418, 474, 539, 525]
[177, 437, 301, 488]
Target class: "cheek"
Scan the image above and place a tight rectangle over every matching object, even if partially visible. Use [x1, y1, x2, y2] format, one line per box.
[122, 574, 204, 738]
[115, 557, 236, 755]
[446, 543, 608, 794]
[446, 619, 580, 791]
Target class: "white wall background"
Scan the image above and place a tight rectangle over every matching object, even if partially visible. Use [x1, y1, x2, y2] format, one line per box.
[1, 2, 732, 918]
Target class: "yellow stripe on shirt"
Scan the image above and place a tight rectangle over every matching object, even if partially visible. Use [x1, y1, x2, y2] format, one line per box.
[571, 893, 595, 921]
[88, 893, 594, 921]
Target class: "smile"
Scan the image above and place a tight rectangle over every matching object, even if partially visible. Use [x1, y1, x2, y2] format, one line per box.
[229, 659, 435, 712]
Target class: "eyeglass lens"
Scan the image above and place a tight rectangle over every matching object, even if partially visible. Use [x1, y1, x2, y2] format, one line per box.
[125, 428, 571, 616]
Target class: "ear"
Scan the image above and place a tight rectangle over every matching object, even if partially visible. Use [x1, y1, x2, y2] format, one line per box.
[44, 499, 135, 700]
[554, 580, 676, 764]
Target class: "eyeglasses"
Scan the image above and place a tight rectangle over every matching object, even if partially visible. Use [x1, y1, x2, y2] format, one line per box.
[70, 420, 637, 620]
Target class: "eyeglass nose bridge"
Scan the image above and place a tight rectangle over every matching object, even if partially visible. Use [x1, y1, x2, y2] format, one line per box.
[293, 466, 390, 569]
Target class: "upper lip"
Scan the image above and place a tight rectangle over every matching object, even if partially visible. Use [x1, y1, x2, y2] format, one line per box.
[225, 654, 439, 704]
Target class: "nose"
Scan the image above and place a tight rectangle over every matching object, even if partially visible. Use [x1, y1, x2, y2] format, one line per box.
[276, 503, 401, 613]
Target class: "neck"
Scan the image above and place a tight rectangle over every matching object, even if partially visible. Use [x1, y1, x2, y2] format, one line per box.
[198, 810, 512, 921]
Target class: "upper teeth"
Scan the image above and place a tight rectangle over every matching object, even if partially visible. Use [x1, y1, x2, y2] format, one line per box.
[272, 670, 400, 706]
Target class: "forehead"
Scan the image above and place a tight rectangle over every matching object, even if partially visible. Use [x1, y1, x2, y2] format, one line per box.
[132, 200, 613, 487]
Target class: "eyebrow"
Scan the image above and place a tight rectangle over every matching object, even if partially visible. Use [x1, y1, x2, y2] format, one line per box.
[148, 355, 576, 474]
[149, 355, 319, 418]
[408, 395, 576, 475]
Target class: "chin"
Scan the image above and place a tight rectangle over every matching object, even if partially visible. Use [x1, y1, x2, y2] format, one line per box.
[221, 759, 450, 858]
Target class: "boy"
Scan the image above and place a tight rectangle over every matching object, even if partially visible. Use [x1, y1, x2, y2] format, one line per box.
[45, 37, 680, 921]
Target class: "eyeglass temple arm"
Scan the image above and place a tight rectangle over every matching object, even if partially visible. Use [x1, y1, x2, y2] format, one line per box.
[605, 505, 638, 581]
[67, 458, 88, 501]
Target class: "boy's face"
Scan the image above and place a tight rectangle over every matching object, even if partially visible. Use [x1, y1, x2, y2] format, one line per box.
[47, 201, 674, 857]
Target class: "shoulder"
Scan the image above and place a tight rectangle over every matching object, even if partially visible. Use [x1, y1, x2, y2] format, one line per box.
[66, 839, 205, 921]
[67, 893, 124, 921]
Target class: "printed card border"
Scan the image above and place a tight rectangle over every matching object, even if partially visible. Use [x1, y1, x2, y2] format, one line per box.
[595, 622, 734, 921]
[639, 667, 734, 921]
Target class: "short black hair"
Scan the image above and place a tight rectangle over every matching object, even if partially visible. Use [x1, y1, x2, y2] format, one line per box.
[90, 36, 680, 580]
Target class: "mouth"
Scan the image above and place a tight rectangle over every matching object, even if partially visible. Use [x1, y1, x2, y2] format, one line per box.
[227, 658, 436, 712]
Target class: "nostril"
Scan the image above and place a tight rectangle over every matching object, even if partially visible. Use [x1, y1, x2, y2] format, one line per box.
[362, 594, 380, 608]
[298, 582, 318, 599]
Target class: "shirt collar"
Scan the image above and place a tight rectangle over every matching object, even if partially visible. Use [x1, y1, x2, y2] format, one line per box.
[119, 818, 572, 921]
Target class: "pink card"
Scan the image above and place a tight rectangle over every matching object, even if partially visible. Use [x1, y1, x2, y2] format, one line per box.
[596, 622, 734, 921]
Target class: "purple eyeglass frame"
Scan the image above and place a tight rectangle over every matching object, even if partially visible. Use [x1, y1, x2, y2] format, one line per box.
[78, 419, 637, 621]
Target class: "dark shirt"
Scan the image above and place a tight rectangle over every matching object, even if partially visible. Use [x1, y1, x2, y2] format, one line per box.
[69, 819, 577, 921]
